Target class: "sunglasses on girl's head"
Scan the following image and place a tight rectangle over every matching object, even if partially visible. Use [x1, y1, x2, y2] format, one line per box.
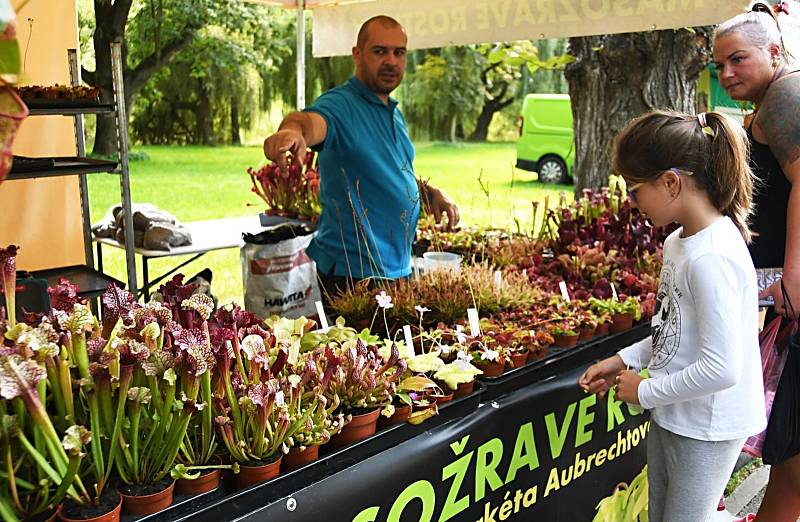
[627, 182, 644, 202]
[626, 168, 690, 203]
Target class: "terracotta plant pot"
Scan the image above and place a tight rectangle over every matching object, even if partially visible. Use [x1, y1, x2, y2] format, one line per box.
[527, 347, 547, 363]
[59, 491, 122, 522]
[281, 444, 320, 472]
[553, 333, 579, 348]
[236, 455, 283, 489]
[176, 468, 221, 495]
[329, 407, 381, 449]
[377, 403, 412, 429]
[433, 392, 454, 405]
[119, 480, 175, 516]
[354, 318, 371, 331]
[595, 322, 611, 337]
[453, 380, 475, 398]
[578, 326, 596, 342]
[476, 360, 505, 377]
[610, 313, 634, 334]
[508, 351, 528, 369]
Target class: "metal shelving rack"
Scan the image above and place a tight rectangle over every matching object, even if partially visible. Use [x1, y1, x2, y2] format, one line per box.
[12, 42, 136, 297]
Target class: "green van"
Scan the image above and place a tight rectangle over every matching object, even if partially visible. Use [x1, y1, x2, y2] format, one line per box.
[515, 93, 574, 184]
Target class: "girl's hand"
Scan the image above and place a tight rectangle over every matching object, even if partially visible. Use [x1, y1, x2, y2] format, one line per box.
[579, 355, 625, 398]
[615, 370, 644, 405]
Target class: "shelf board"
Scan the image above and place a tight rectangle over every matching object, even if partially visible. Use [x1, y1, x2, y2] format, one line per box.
[6, 156, 119, 180]
[30, 265, 124, 298]
[23, 99, 115, 115]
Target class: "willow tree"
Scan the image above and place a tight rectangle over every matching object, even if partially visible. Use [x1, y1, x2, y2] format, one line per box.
[565, 28, 712, 192]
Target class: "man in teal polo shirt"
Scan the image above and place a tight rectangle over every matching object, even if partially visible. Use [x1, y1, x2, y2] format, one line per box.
[263, 15, 459, 296]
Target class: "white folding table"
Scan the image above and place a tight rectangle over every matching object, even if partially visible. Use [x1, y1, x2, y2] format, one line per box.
[94, 215, 264, 300]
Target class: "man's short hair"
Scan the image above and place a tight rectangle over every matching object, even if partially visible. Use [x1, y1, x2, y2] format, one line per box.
[356, 15, 402, 48]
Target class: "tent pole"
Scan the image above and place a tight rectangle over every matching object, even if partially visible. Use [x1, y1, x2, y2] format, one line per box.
[296, 0, 306, 110]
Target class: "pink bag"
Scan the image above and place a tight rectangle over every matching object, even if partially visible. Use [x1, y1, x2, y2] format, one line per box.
[743, 316, 794, 457]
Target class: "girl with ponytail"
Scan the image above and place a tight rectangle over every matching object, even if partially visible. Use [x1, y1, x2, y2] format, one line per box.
[714, 3, 800, 520]
[579, 109, 766, 521]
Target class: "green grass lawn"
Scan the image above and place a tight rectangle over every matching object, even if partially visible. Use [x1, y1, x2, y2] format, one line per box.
[88, 143, 569, 304]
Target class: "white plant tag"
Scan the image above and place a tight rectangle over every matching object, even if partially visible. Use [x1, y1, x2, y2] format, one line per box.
[493, 271, 503, 290]
[403, 325, 415, 358]
[467, 308, 481, 337]
[611, 283, 619, 302]
[559, 281, 571, 303]
[314, 301, 330, 332]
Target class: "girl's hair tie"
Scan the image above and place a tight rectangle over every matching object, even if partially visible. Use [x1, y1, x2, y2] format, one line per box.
[774, 1, 790, 15]
[697, 112, 715, 137]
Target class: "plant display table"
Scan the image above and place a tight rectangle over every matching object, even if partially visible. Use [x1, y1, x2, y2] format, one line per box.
[127, 324, 648, 522]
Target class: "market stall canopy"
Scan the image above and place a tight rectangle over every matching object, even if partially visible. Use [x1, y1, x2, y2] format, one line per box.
[246, 0, 752, 57]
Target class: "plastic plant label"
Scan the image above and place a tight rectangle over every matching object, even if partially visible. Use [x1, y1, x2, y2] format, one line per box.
[467, 308, 481, 337]
[315, 301, 330, 332]
[559, 281, 571, 303]
[403, 325, 415, 359]
[611, 282, 619, 302]
[493, 271, 503, 290]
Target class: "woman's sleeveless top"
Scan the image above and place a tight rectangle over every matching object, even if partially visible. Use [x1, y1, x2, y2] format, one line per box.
[747, 124, 790, 269]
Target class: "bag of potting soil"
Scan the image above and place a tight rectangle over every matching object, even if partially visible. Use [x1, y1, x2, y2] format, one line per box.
[241, 223, 320, 320]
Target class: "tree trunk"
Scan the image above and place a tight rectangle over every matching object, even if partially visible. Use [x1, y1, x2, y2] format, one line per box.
[230, 95, 241, 145]
[468, 103, 496, 142]
[468, 96, 515, 142]
[196, 80, 213, 145]
[449, 113, 458, 142]
[89, 0, 196, 155]
[564, 29, 711, 193]
[90, 0, 132, 156]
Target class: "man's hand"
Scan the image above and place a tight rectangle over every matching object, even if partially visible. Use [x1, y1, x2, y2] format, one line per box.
[263, 129, 307, 172]
[421, 183, 460, 230]
[262, 112, 327, 171]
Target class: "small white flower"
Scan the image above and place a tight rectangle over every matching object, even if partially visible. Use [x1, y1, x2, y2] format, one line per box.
[415, 305, 431, 314]
[456, 350, 471, 362]
[480, 349, 499, 362]
[455, 327, 467, 344]
[455, 358, 474, 371]
[376, 291, 394, 309]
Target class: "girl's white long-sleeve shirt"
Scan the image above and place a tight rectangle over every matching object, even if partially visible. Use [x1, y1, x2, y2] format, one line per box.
[618, 217, 767, 441]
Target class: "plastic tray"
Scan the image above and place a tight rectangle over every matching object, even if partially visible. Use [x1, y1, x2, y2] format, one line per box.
[477, 323, 650, 401]
[127, 382, 485, 521]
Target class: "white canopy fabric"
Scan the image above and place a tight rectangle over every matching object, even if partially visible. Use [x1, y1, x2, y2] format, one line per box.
[244, 0, 793, 106]
[310, 0, 752, 57]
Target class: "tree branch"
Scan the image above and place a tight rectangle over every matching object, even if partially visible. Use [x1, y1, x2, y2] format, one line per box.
[480, 61, 501, 87]
[127, 31, 195, 101]
[82, 67, 96, 86]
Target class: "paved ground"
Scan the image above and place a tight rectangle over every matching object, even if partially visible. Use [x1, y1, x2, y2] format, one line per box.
[720, 464, 800, 521]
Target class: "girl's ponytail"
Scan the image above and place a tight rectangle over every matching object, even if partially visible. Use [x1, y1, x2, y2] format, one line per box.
[702, 112, 755, 243]
[613, 109, 754, 242]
